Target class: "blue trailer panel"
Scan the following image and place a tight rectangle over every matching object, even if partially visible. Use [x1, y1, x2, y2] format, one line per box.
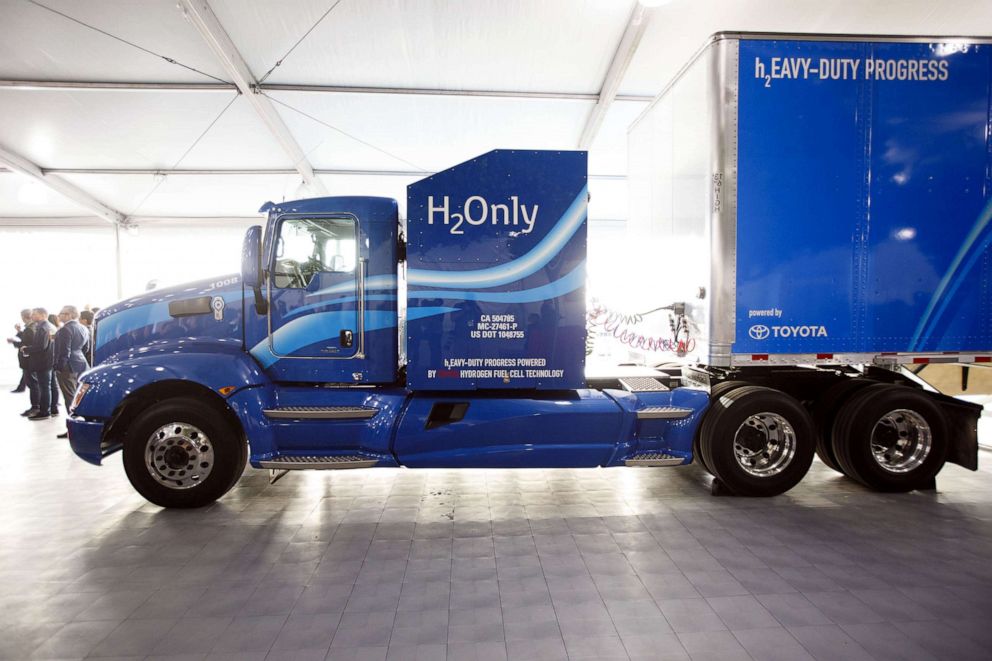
[736, 39, 992, 356]
[629, 34, 992, 367]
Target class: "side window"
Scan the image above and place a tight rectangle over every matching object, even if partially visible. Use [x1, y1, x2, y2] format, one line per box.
[273, 217, 357, 288]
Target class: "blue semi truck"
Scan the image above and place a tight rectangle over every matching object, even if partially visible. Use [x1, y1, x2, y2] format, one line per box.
[67, 33, 991, 508]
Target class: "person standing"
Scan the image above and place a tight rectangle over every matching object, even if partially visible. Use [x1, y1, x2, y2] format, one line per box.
[79, 309, 94, 365]
[53, 306, 89, 438]
[46, 313, 60, 415]
[20, 308, 55, 420]
[6, 309, 32, 393]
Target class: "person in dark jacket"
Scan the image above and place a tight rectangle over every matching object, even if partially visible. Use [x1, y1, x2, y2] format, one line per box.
[6, 309, 32, 393]
[20, 308, 55, 420]
[53, 306, 90, 438]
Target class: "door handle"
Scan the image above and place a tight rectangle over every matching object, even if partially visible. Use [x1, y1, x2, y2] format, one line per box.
[340, 329, 354, 348]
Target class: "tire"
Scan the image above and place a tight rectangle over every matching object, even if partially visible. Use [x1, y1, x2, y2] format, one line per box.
[123, 397, 246, 508]
[699, 385, 816, 496]
[693, 380, 748, 473]
[832, 384, 946, 492]
[809, 377, 874, 474]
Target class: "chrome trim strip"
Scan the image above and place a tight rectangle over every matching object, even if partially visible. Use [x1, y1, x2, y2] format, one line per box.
[636, 406, 694, 420]
[707, 38, 738, 368]
[356, 258, 366, 359]
[263, 407, 379, 420]
[619, 377, 669, 392]
[729, 353, 992, 366]
[715, 31, 992, 44]
[259, 456, 378, 469]
[625, 453, 685, 466]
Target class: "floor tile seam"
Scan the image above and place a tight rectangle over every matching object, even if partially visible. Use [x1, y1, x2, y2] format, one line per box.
[208, 612, 289, 657]
[704, 595, 785, 632]
[482, 533, 514, 661]
[569, 543, 638, 645]
[754, 592, 838, 629]
[29, 616, 120, 659]
[729, 626, 810, 660]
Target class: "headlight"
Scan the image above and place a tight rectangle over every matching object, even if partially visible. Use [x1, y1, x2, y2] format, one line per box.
[70, 383, 91, 414]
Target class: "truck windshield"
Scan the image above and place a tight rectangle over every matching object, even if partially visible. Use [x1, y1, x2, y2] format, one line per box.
[273, 216, 356, 288]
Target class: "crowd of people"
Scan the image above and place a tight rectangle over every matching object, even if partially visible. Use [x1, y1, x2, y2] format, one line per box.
[6, 306, 97, 438]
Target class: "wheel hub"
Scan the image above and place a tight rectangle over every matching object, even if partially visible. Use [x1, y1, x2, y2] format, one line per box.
[163, 446, 190, 470]
[145, 422, 214, 490]
[870, 409, 931, 473]
[732, 412, 796, 477]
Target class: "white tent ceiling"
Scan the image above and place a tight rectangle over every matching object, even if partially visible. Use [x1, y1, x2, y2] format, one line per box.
[1, 0, 991, 225]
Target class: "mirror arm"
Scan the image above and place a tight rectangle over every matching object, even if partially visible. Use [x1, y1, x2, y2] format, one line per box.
[252, 261, 268, 316]
[252, 284, 268, 315]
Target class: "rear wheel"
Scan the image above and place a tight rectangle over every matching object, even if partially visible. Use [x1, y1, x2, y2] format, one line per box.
[832, 384, 946, 492]
[123, 397, 246, 508]
[699, 386, 815, 496]
[694, 380, 748, 473]
[809, 377, 874, 473]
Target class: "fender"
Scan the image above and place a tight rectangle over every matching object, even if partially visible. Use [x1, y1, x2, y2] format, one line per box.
[71, 338, 270, 465]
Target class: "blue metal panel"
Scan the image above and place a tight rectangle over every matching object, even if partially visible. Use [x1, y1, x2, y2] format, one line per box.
[736, 39, 867, 354]
[393, 390, 622, 468]
[255, 386, 406, 465]
[74, 341, 267, 423]
[864, 42, 992, 352]
[67, 418, 105, 466]
[247, 196, 399, 383]
[735, 39, 992, 355]
[68, 341, 269, 465]
[94, 275, 244, 364]
[601, 387, 710, 465]
[406, 150, 588, 390]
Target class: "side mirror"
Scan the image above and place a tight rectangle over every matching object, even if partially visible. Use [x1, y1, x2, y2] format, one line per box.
[241, 226, 268, 314]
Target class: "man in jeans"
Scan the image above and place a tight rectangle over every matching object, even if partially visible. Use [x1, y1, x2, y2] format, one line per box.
[53, 306, 90, 438]
[20, 308, 55, 421]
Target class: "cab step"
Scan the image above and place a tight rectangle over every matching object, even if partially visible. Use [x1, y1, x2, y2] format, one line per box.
[258, 455, 379, 470]
[619, 376, 670, 392]
[636, 406, 693, 419]
[625, 452, 684, 467]
[263, 406, 379, 420]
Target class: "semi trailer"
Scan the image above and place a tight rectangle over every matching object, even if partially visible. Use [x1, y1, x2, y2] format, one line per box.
[67, 33, 991, 508]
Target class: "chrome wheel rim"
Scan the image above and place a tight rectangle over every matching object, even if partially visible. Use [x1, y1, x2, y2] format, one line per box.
[870, 409, 931, 473]
[733, 412, 796, 477]
[145, 422, 214, 489]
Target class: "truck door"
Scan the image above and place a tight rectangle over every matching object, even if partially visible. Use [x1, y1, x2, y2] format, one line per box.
[247, 198, 399, 384]
[269, 214, 361, 361]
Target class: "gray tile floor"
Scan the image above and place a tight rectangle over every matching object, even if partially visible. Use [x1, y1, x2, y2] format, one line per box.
[2, 379, 992, 660]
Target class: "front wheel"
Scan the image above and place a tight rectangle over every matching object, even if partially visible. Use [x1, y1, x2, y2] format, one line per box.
[699, 386, 816, 496]
[123, 397, 246, 508]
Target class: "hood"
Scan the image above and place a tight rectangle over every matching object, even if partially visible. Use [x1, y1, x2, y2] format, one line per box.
[93, 274, 245, 364]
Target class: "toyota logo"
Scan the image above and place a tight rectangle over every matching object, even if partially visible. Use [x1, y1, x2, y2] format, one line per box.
[749, 324, 770, 340]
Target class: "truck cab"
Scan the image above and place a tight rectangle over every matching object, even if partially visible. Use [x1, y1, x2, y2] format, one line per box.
[68, 150, 716, 508]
